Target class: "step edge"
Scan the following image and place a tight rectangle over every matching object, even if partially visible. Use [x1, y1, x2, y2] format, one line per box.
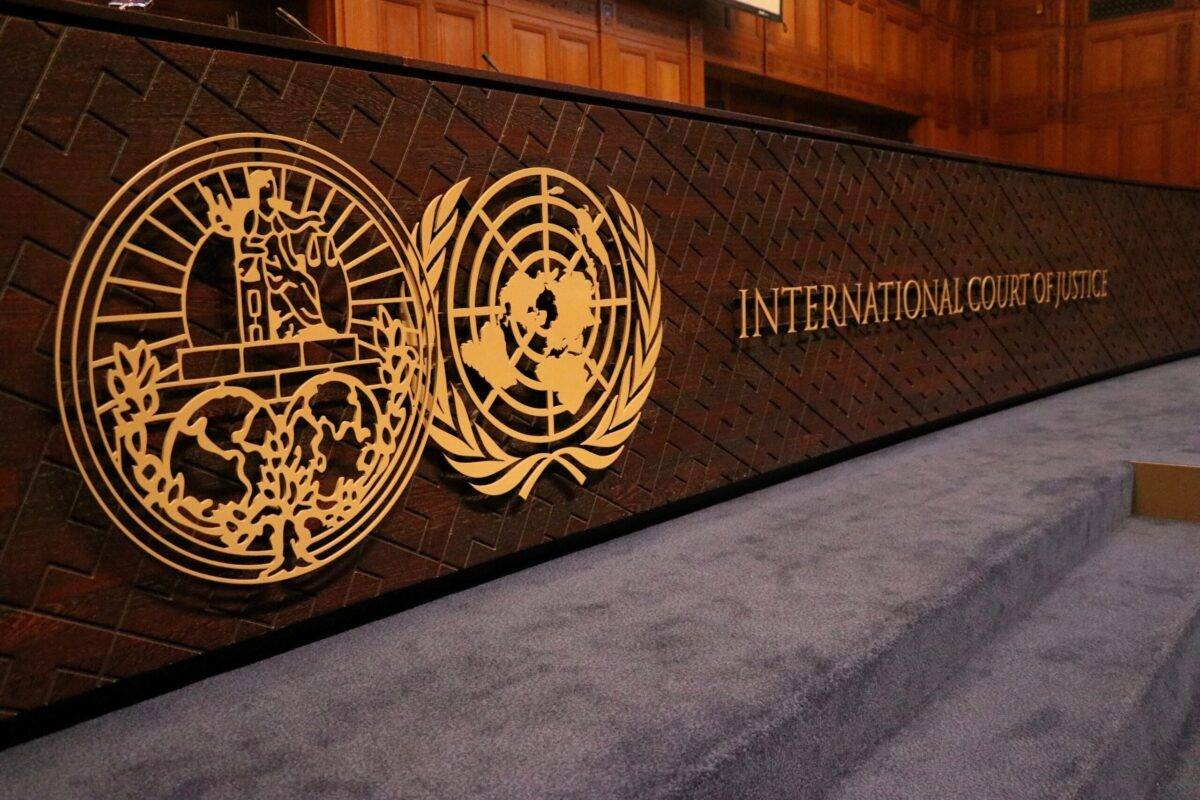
[657, 466, 1134, 800]
[1062, 571, 1200, 800]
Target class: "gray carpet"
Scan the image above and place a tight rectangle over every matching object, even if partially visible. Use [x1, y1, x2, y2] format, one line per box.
[1152, 715, 1200, 800]
[830, 515, 1200, 800]
[2, 357, 1200, 800]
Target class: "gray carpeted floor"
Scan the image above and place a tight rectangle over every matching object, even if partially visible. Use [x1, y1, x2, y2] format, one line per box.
[830, 515, 1200, 800]
[2, 358, 1200, 800]
[1153, 715, 1200, 800]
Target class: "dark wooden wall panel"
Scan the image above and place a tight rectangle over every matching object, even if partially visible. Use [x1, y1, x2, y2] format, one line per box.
[0, 5, 1198, 720]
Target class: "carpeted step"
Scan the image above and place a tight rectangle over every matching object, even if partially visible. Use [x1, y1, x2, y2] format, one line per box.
[1148, 715, 1200, 800]
[828, 516, 1200, 800]
[668, 463, 1133, 800]
[2, 360, 1200, 800]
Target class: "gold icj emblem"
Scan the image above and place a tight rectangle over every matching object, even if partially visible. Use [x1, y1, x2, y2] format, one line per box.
[56, 135, 660, 584]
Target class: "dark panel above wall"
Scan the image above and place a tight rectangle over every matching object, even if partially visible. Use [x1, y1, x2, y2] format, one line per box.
[1089, 0, 1175, 22]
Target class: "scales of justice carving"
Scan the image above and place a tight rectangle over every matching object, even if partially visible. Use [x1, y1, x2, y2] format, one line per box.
[57, 135, 660, 585]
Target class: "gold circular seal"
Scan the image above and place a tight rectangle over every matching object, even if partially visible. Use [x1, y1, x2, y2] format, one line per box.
[56, 134, 437, 584]
[431, 168, 661, 498]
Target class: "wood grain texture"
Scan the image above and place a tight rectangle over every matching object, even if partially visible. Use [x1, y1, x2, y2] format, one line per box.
[320, 0, 1200, 184]
[0, 8, 1199, 720]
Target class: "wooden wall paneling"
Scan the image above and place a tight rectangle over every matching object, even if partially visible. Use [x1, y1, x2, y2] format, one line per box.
[929, 0, 966, 28]
[879, 2, 924, 110]
[1065, 112, 1194, 183]
[1189, 7, 1200, 98]
[956, 28, 978, 127]
[1191, 8, 1200, 185]
[988, 31, 1048, 126]
[1063, 0, 1088, 27]
[318, 0, 382, 51]
[703, 0, 766, 74]
[825, 0, 925, 114]
[1067, 119, 1121, 175]
[324, 0, 486, 69]
[922, 24, 954, 117]
[910, 114, 977, 153]
[308, 0, 334, 42]
[1163, 113, 1195, 185]
[984, 0, 1066, 34]
[983, 26, 1066, 167]
[766, 0, 827, 89]
[1125, 117, 1169, 178]
[600, 1, 698, 104]
[559, 28, 602, 87]
[430, 0, 488, 68]
[828, 0, 881, 100]
[1074, 11, 1187, 116]
[379, 0, 423, 58]
[996, 126, 1046, 164]
[490, 6, 551, 79]
[487, 0, 601, 87]
[316, 0, 1200, 184]
[913, 21, 974, 153]
[689, 15, 706, 106]
[1062, 7, 1195, 183]
[1190, 111, 1200, 184]
[1043, 27, 1066, 169]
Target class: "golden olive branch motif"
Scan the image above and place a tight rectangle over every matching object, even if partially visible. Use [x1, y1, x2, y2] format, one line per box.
[416, 179, 470, 289]
[105, 310, 420, 580]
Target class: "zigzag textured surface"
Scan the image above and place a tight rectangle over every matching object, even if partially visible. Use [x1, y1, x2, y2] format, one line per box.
[0, 10, 1198, 718]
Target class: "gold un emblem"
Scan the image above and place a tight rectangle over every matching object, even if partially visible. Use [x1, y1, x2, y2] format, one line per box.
[56, 134, 660, 584]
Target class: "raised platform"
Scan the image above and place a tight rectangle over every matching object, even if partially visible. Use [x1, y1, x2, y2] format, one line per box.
[3, 356, 1200, 799]
[831, 514, 1200, 800]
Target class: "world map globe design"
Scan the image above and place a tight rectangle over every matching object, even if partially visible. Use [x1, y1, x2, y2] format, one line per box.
[446, 168, 632, 445]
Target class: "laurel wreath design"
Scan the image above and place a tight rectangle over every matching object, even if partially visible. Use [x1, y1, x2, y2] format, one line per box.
[425, 186, 661, 499]
[104, 303, 421, 581]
